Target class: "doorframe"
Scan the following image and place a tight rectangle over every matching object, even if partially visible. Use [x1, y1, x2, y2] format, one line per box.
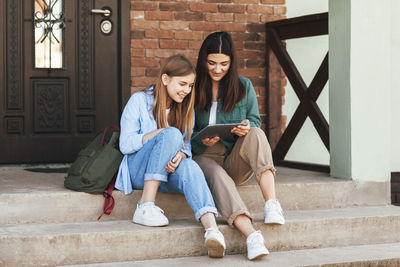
[120, 0, 131, 113]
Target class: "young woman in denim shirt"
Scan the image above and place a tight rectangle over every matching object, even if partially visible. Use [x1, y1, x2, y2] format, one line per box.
[192, 32, 285, 260]
[116, 55, 226, 257]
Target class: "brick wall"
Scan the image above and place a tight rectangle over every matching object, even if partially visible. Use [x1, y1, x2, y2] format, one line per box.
[130, 0, 286, 129]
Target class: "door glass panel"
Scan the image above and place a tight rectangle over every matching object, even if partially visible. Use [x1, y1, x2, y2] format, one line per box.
[34, 0, 64, 69]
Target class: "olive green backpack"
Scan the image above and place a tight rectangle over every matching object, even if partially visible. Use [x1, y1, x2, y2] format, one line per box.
[64, 125, 123, 219]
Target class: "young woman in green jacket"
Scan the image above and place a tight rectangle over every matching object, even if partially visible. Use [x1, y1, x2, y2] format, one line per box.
[192, 32, 285, 260]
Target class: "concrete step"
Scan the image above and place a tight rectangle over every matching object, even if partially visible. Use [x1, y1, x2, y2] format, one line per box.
[60, 242, 400, 267]
[1, 206, 399, 266]
[1, 166, 390, 224]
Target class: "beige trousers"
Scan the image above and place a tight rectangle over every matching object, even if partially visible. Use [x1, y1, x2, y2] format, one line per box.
[193, 127, 275, 226]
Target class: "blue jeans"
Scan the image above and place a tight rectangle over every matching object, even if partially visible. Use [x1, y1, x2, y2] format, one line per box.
[127, 127, 218, 221]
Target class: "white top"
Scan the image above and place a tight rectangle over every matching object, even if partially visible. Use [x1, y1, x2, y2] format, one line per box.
[208, 101, 218, 125]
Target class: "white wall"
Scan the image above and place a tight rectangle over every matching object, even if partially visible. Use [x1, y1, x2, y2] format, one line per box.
[391, 0, 400, 172]
[329, 0, 391, 182]
[283, 0, 329, 165]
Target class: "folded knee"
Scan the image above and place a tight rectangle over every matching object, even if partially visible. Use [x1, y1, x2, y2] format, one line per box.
[160, 127, 183, 146]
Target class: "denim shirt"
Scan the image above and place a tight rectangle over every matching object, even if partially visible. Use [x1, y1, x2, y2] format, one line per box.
[191, 76, 261, 156]
[116, 87, 192, 194]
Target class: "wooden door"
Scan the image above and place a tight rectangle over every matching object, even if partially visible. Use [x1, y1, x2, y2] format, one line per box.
[0, 0, 130, 163]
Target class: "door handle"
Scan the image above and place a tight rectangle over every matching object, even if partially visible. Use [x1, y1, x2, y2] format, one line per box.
[91, 8, 111, 17]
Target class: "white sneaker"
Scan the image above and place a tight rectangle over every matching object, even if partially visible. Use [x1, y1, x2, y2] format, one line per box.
[264, 199, 285, 225]
[132, 202, 169, 227]
[246, 230, 269, 260]
[204, 228, 226, 258]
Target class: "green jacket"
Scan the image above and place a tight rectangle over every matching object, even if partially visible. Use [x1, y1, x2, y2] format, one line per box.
[191, 76, 261, 156]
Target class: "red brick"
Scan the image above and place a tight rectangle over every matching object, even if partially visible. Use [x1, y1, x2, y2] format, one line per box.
[274, 6, 287, 15]
[231, 32, 261, 41]
[160, 2, 188, 11]
[189, 3, 218, 12]
[258, 86, 267, 96]
[281, 85, 286, 96]
[218, 4, 245, 13]
[175, 31, 203, 40]
[239, 68, 264, 77]
[205, 0, 232, 3]
[260, 15, 273, 23]
[172, 49, 198, 59]
[130, 48, 145, 57]
[233, 41, 244, 50]
[160, 40, 189, 49]
[131, 30, 144, 39]
[131, 2, 158, 11]
[189, 40, 203, 49]
[266, 15, 286, 22]
[244, 41, 264, 50]
[131, 20, 159, 30]
[261, 0, 285, 4]
[132, 76, 158, 87]
[258, 104, 266, 115]
[146, 68, 160, 77]
[146, 49, 175, 58]
[131, 67, 145, 77]
[257, 96, 267, 105]
[205, 13, 233, 22]
[130, 11, 144, 20]
[247, 5, 274, 14]
[145, 30, 174, 39]
[237, 50, 261, 59]
[175, 12, 204, 21]
[246, 23, 265, 32]
[251, 77, 265, 87]
[145, 11, 174, 21]
[219, 22, 247, 32]
[235, 14, 260, 23]
[131, 39, 159, 49]
[189, 22, 219, 31]
[281, 77, 287, 87]
[233, 0, 259, 3]
[246, 58, 264, 68]
[131, 57, 159, 67]
[160, 21, 189, 30]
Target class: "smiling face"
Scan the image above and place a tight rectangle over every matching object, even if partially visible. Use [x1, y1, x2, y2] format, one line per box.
[206, 53, 231, 83]
[162, 73, 195, 107]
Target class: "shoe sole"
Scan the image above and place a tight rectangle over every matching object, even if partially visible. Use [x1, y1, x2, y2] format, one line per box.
[248, 251, 269, 261]
[132, 218, 169, 227]
[264, 219, 285, 225]
[205, 238, 225, 258]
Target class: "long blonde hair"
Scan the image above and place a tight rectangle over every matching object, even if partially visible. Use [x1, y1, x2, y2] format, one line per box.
[152, 55, 195, 140]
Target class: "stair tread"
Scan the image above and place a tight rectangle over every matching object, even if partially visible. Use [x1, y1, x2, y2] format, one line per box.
[2, 205, 399, 237]
[60, 242, 400, 267]
[0, 165, 340, 195]
[1, 165, 391, 225]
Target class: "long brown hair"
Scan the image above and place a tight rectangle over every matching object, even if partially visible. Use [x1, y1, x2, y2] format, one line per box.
[151, 55, 195, 140]
[195, 31, 245, 112]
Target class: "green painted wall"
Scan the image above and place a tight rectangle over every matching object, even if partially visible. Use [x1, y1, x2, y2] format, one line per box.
[329, 0, 391, 181]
